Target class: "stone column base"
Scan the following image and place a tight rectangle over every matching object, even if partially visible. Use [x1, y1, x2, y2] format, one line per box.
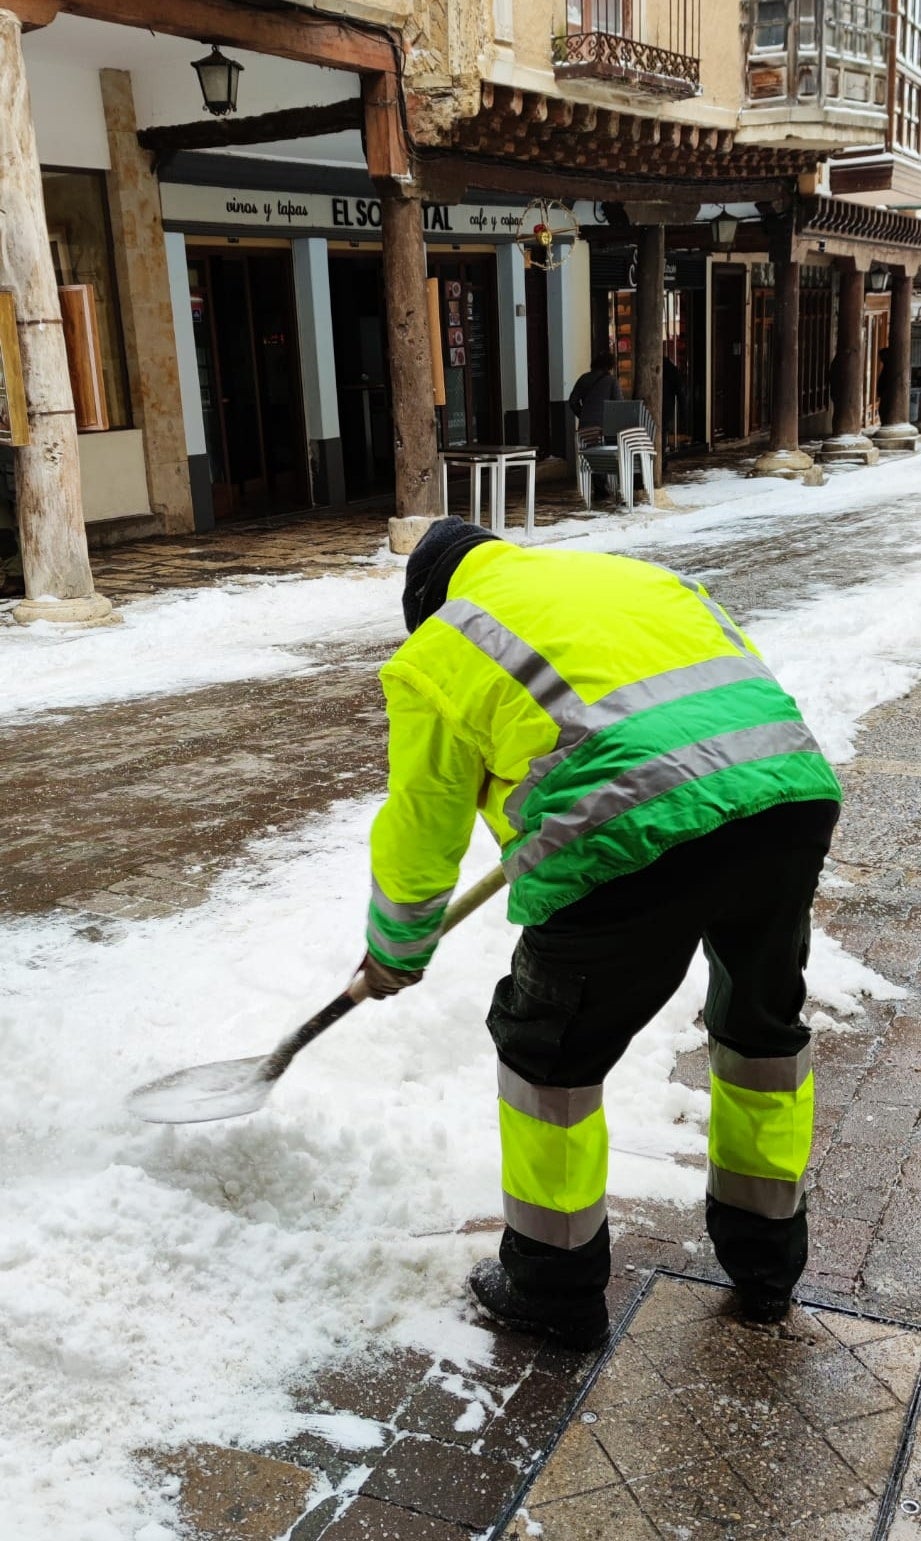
[874, 423, 920, 452]
[751, 447, 814, 479]
[13, 593, 119, 626]
[388, 514, 444, 555]
[817, 434, 879, 465]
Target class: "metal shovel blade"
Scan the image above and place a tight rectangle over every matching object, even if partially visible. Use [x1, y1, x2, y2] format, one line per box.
[127, 865, 508, 1126]
[127, 1054, 274, 1124]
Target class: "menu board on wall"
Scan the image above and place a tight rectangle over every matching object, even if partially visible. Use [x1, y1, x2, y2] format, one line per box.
[0, 290, 29, 447]
[444, 280, 466, 367]
[58, 285, 109, 432]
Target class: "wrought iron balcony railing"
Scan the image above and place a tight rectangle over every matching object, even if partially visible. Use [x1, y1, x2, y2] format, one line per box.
[554, 1, 700, 99]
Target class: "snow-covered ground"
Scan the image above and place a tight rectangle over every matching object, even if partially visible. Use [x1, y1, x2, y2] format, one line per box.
[2, 458, 920, 1539]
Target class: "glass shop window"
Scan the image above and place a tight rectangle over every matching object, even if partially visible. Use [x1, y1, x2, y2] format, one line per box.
[41, 169, 130, 430]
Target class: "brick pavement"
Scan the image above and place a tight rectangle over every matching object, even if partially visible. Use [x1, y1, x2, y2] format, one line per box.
[3, 492, 920, 1538]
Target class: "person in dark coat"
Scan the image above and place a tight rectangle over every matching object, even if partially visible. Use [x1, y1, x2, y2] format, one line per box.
[568, 350, 622, 430]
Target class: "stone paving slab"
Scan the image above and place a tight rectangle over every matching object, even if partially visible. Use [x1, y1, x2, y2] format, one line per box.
[146, 1442, 315, 1540]
[499, 1274, 921, 1541]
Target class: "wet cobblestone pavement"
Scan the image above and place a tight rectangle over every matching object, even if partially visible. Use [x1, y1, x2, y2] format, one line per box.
[5, 462, 921, 1538]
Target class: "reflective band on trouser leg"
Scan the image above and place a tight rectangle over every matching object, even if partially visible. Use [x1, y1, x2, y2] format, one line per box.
[707, 1039, 814, 1220]
[497, 1062, 608, 1250]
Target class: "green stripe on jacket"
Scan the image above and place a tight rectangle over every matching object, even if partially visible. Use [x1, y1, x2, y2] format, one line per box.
[506, 753, 842, 926]
[514, 677, 816, 832]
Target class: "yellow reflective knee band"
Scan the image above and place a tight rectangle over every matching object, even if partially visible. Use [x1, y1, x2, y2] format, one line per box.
[497, 1063, 608, 1250]
[707, 1039, 814, 1220]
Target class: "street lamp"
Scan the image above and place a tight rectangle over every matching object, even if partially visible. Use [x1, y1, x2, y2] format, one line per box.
[868, 266, 891, 293]
[710, 208, 739, 252]
[191, 44, 244, 117]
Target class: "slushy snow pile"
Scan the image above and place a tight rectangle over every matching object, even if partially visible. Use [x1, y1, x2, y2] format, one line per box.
[2, 458, 920, 1539]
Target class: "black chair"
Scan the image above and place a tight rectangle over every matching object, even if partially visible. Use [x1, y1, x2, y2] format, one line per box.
[602, 399, 656, 443]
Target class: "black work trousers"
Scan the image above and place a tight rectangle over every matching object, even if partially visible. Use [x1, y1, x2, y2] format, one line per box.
[486, 799, 840, 1309]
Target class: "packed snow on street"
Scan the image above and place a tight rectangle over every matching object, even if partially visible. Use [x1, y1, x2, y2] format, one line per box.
[2, 457, 921, 1539]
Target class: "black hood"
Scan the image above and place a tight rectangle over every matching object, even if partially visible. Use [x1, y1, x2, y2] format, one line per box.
[402, 517, 501, 633]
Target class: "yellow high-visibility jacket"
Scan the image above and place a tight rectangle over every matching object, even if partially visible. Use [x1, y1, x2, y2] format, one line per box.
[366, 542, 841, 971]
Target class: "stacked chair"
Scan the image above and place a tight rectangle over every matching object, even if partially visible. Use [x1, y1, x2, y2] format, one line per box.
[576, 400, 657, 514]
[575, 425, 614, 504]
[602, 400, 657, 515]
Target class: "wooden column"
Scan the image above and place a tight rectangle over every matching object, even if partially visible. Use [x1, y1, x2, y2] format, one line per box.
[753, 221, 812, 477]
[101, 69, 194, 532]
[380, 191, 439, 519]
[634, 224, 664, 487]
[0, 9, 112, 624]
[771, 247, 800, 450]
[820, 265, 878, 464]
[877, 269, 919, 448]
[832, 267, 866, 434]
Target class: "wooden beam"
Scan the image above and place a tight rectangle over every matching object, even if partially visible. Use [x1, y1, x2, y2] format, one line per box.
[7, 0, 60, 27]
[430, 154, 795, 206]
[362, 71, 409, 183]
[137, 97, 362, 154]
[23, 0, 399, 74]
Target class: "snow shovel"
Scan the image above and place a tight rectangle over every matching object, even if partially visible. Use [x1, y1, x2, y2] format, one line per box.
[127, 864, 507, 1125]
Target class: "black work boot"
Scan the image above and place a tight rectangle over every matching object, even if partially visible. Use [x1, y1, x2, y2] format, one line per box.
[467, 1259, 610, 1351]
[736, 1289, 792, 1325]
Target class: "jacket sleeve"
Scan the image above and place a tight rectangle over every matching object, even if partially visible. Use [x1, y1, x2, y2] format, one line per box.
[367, 667, 485, 972]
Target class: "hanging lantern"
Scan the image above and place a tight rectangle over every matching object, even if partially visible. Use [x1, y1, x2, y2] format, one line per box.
[192, 44, 244, 117]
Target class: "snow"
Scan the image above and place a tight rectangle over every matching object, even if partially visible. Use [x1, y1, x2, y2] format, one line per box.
[2, 456, 920, 1539]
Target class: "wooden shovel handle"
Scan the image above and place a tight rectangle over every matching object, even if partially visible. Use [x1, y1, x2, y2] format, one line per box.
[261, 864, 506, 1083]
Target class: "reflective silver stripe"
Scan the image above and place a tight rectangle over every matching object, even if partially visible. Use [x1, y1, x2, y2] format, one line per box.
[505, 719, 822, 880]
[505, 654, 774, 829]
[437, 599, 776, 835]
[707, 1162, 805, 1220]
[672, 570, 755, 655]
[439, 599, 575, 717]
[710, 1038, 812, 1094]
[370, 879, 452, 926]
[366, 918, 439, 960]
[503, 1191, 608, 1250]
[498, 1062, 603, 1129]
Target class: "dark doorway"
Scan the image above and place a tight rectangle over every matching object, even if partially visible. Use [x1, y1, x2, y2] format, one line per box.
[187, 248, 308, 518]
[328, 255, 394, 499]
[525, 263, 551, 455]
[429, 254, 501, 449]
[711, 267, 746, 440]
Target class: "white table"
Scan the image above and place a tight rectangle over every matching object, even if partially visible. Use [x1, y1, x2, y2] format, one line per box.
[439, 444, 537, 534]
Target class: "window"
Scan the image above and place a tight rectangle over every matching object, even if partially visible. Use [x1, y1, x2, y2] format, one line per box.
[567, 1, 630, 36]
[753, 0, 788, 49]
[41, 169, 130, 430]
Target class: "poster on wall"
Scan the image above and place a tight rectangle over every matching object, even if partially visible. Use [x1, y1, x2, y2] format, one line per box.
[0, 291, 29, 447]
[444, 280, 467, 372]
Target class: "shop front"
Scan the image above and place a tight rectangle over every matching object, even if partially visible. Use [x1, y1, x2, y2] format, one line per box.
[187, 244, 308, 518]
[160, 174, 520, 518]
[585, 239, 708, 452]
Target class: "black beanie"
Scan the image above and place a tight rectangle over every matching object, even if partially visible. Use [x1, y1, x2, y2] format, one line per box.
[402, 516, 501, 632]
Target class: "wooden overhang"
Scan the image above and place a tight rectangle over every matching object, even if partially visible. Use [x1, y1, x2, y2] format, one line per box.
[7, 0, 409, 181]
[796, 194, 921, 268]
[407, 82, 820, 207]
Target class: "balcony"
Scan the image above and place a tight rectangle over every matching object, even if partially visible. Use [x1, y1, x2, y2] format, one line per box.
[742, 1, 891, 140]
[553, 1, 700, 100]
